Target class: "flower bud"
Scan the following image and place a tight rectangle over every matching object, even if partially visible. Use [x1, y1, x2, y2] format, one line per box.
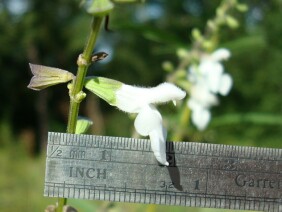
[191, 28, 202, 41]
[226, 15, 239, 29]
[91, 52, 108, 62]
[113, 0, 145, 3]
[236, 4, 248, 12]
[207, 20, 217, 31]
[84, 77, 122, 105]
[87, 0, 114, 17]
[162, 61, 174, 72]
[27, 64, 75, 91]
[177, 48, 189, 59]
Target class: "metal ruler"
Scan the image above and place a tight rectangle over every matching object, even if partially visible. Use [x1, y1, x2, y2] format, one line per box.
[44, 132, 282, 211]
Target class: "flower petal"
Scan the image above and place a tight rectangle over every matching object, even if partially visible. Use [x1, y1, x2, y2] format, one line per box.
[219, 73, 233, 96]
[211, 48, 231, 61]
[199, 60, 222, 75]
[134, 105, 162, 136]
[204, 62, 224, 93]
[134, 105, 169, 166]
[116, 83, 186, 113]
[147, 83, 186, 104]
[149, 127, 169, 166]
[187, 98, 200, 111]
[191, 107, 211, 131]
[115, 84, 145, 113]
[189, 83, 218, 108]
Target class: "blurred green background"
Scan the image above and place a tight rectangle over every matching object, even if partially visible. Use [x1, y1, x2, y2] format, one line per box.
[0, 0, 281, 211]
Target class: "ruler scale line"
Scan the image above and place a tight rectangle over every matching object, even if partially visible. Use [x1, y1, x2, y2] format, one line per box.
[47, 142, 282, 162]
[44, 181, 280, 201]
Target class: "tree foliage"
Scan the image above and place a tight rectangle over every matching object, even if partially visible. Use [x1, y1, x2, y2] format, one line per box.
[0, 0, 281, 150]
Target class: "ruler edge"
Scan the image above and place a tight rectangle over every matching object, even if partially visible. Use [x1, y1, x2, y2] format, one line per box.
[47, 132, 282, 161]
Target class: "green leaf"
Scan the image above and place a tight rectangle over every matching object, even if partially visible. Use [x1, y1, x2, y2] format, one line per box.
[212, 113, 282, 126]
[75, 117, 93, 134]
[84, 77, 122, 105]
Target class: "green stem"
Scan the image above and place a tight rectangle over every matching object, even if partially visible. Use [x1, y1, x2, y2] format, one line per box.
[56, 16, 103, 212]
[67, 17, 103, 133]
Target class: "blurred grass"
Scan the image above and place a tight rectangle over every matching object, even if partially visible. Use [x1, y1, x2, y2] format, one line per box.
[213, 113, 282, 126]
[0, 144, 52, 211]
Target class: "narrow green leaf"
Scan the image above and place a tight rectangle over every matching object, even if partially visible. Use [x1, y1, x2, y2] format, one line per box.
[75, 117, 93, 134]
[212, 113, 282, 126]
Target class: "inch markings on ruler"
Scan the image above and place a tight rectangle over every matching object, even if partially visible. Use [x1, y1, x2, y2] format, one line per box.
[44, 132, 282, 211]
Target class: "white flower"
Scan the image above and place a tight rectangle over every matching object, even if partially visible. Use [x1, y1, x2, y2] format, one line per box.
[116, 83, 186, 166]
[115, 83, 186, 113]
[187, 82, 218, 131]
[187, 48, 233, 130]
[85, 78, 186, 166]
